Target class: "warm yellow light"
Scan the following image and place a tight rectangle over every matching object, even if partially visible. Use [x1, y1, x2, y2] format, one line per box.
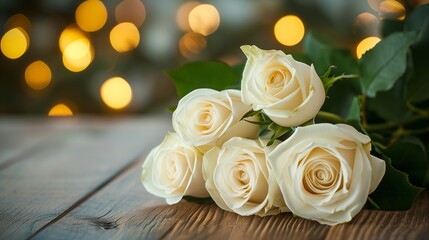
[100, 77, 133, 110]
[62, 38, 94, 72]
[75, 0, 107, 32]
[48, 104, 73, 116]
[25, 60, 52, 90]
[176, 1, 200, 31]
[110, 22, 140, 52]
[5, 13, 31, 32]
[179, 32, 206, 59]
[355, 12, 379, 28]
[274, 15, 305, 46]
[59, 25, 88, 53]
[1, 27, 29, 59]
[356, 36, 381, 59]
[115, 0, 146, 27]
[188, 4, 220, 36]
[379, 0, 406, 20]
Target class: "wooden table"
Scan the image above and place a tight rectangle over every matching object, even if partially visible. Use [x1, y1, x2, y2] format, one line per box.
[0, 115, 428, 240]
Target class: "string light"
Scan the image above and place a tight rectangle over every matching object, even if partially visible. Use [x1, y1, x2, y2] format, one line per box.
[25, 60, 52, 90]
[1, 27, 29, 59]
[356, 36, 381, 59]
[179, 32, 206, 59]
[176, 1, 200, 32]
[274, 15, 305, 46]
[48, 103, 73, 116]
[115, 0, 146, 27]
[188, 4, 220, 36]
[75, 0, 107, 32]
[110, 22, 140, 53]
[100, 77, 133, 110]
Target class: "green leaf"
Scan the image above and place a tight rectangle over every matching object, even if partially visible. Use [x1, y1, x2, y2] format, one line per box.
[304, 32, 359, 76]
[381, 19, 404, 37]
[241, 109, 262, 120]
[345, 96, 366, 134]
[406, 19, 429, 103]
[367, 78, 412, 121]
[320, 66, 359, 94]
[368, 152, 423, 210]
[384, 137, 428, 186]
[183, 196, 214, 204]
[167, 105, 177, 112]
[267, 123, 290, 146]
[359, 31, 418, 97]
[166, 61, 242, 98]
[404, 3, 429, 32]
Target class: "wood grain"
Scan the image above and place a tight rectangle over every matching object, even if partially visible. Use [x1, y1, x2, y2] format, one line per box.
[33, 160, 429, 240]
[0, 117, 170, 239]
[1, 117, 427, 240]
[33, 160, 332, 240]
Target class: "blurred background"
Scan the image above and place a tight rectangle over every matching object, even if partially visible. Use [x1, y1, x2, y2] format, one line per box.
[0, 0, 425, 116]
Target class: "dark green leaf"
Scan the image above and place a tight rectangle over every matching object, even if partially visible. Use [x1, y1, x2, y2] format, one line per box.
[367, 79, 412, 121]
[241, 109, 262, 120]
[183, 196, 214, 204]
[166, 61, 241, 98]
[359, 31, 417, 97]
[368, 152, 423, 210]
[404, 3, 429, 32]
[384, 136, 428, 186]
[304, 32, 359, 76]
[320, 66, 359, 94]
[406, 20, 429, 103]
[381, 19, 404, 37]
[267, 123, 290, 146]
[346, 96, 361, 122]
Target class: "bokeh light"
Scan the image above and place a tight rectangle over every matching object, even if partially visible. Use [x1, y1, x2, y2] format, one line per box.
[1, 27, 29, 59]
[176, 1, 200, 32]
[25, 60, 52, 90]
[75, 0, 108, 32]
[4, 13, 31, 32]
[59, 25, 88, 53]
[379, 0, 406, 20]
[356, 36, 381, 59]
[100, 77, 133, 110]
[179, 32, 207, 59]
[62, 38, 94, 72]
[115, 0, 146, 27]
[274, 15, 305, 46]
[188, 4, 220, 36]
[48, 103, 73, 116]
[110, 22, 140, 53]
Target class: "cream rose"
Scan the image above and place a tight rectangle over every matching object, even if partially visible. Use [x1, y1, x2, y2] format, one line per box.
[141, 132, 209, 204]
[241, 45, 325, 127]
[268, 123, 385, 225]
[203, 137, 289, 216]
[172, 88, 259, 151]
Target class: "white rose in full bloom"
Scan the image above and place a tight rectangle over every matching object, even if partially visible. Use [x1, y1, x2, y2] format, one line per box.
[241, 45, 325, 127]
[268, 123, 386, 225]
[141, 132, 209, 204]
[203, 137, 289, 216]
[172, 88, 259, 151]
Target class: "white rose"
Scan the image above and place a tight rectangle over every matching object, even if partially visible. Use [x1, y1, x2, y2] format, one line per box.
[268, 123, 386, 225]
[203, 137, 289, 216]
[241, 45, 325, 127]
[172, 88, 259, 151]
[141, 132, 209, 204]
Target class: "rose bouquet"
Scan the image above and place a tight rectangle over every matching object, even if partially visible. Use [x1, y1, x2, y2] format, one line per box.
[141, 6, 429, 226]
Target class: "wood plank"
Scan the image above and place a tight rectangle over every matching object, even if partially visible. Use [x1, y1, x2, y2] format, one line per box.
[0, 116, 170, 239]
[33, 160, 331, 240]
[0, 118, 68, 167]
[325, 190, 429, 239]
[34, 161, 428, 239]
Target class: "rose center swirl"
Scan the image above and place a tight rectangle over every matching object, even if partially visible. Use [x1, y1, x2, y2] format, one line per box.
[302, 156, 341, 194]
